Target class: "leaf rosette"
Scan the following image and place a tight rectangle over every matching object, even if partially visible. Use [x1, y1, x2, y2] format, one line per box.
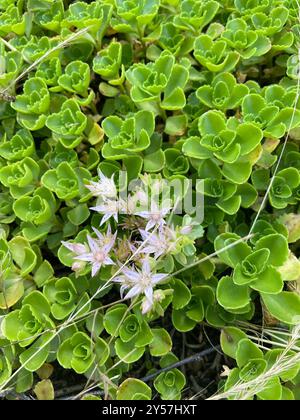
[126, 51, 188, 111]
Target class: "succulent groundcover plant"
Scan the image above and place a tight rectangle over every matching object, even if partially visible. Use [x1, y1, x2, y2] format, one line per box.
[0, 0, 299, 402]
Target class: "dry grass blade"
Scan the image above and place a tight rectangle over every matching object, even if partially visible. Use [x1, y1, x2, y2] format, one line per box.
[0, 26, 92, 95]
[207, 325, 300, 400]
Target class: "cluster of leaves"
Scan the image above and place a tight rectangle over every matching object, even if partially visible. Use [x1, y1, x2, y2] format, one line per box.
[0, 0, 300, 401]
[219, 326, 300, 400]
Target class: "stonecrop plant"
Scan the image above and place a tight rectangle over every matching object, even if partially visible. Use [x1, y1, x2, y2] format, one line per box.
[0, 0, 300, 402]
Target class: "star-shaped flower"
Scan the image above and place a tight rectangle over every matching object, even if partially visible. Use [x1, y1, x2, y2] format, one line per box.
[61, 241, 89, 272]
[63, 227, 117, 277]
[134, 201, 171, 231]
[61, 241, 88, 256]
[113, 258, 168, 313]
[85, 170, 117, 199]
[90, 199, 120, 225]
[139, 226, 177, 259]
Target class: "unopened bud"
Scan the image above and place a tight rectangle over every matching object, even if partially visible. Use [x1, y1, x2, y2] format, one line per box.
[72, 261, 84, 272]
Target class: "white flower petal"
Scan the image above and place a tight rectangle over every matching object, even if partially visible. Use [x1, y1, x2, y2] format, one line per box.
[122, 268, 140, 282]
[75, 253, 93, 262]
[90, 205, 105, 212]
[139, 229, 149, 241]
[103, 234, 117, 253]
[86, 235, 98, 253]
[152, 273, 168, 284]
[61, 241, 86, 255]
[103, 256, 115, 266]
[142, 258, 151, 275]
[144, 286, 153, 304]
[142, 298, 153, 314]
[92, 227, 104, 241]
[124, 284, 142, 300]
[113, 275, 127, 284]
[98, 169, 105, 181]
[100, 213, 112, 225]
[146, 219, 156, 231]
[135, 210, 151, 219]
[120, 284, 129, 298]
[91, 262, 101, 277]
[142, 245, 157, 255]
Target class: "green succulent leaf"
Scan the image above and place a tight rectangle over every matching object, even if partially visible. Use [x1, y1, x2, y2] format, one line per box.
[236, 338, 264, 368]
[149, 328, 172, 357]
[115, 338, 145, 363]
[261, 292, 300, 325]
[19, 332, 55, 372]
[62, 1, 107, 33]
[194, 35, 240, 72]
[57, 332, 95, 374]
[217, 276, 251, 310]
[102, 110, 154, 159]
[174, 0, 220, 32]
[239, 358, 267, 381]
[46, 99, 87, 148]
[154, 369, 186, 400]
[250, 266, 283, 294]
[41, 162, 85, 200]
[0, 0, 299, 399]
[214, 233, 251, 268]
[265, 349, 300, 382]
[58, 60, 90, 94]
[255, 234, 289, 267]
[11, 77, 50, 116]
[256, 377, 282, 401]
[93, 41, 123, 84]
[172, 308, 197, 332]
[126, 51, 188, 111]
[0, 129, 35, 161]
[117, 378, 152, 400]
[103, 305, 128, 337]
[172, 278, 191, 309]
[9, 236, 37, 276]
[221, 327, 247, 359]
